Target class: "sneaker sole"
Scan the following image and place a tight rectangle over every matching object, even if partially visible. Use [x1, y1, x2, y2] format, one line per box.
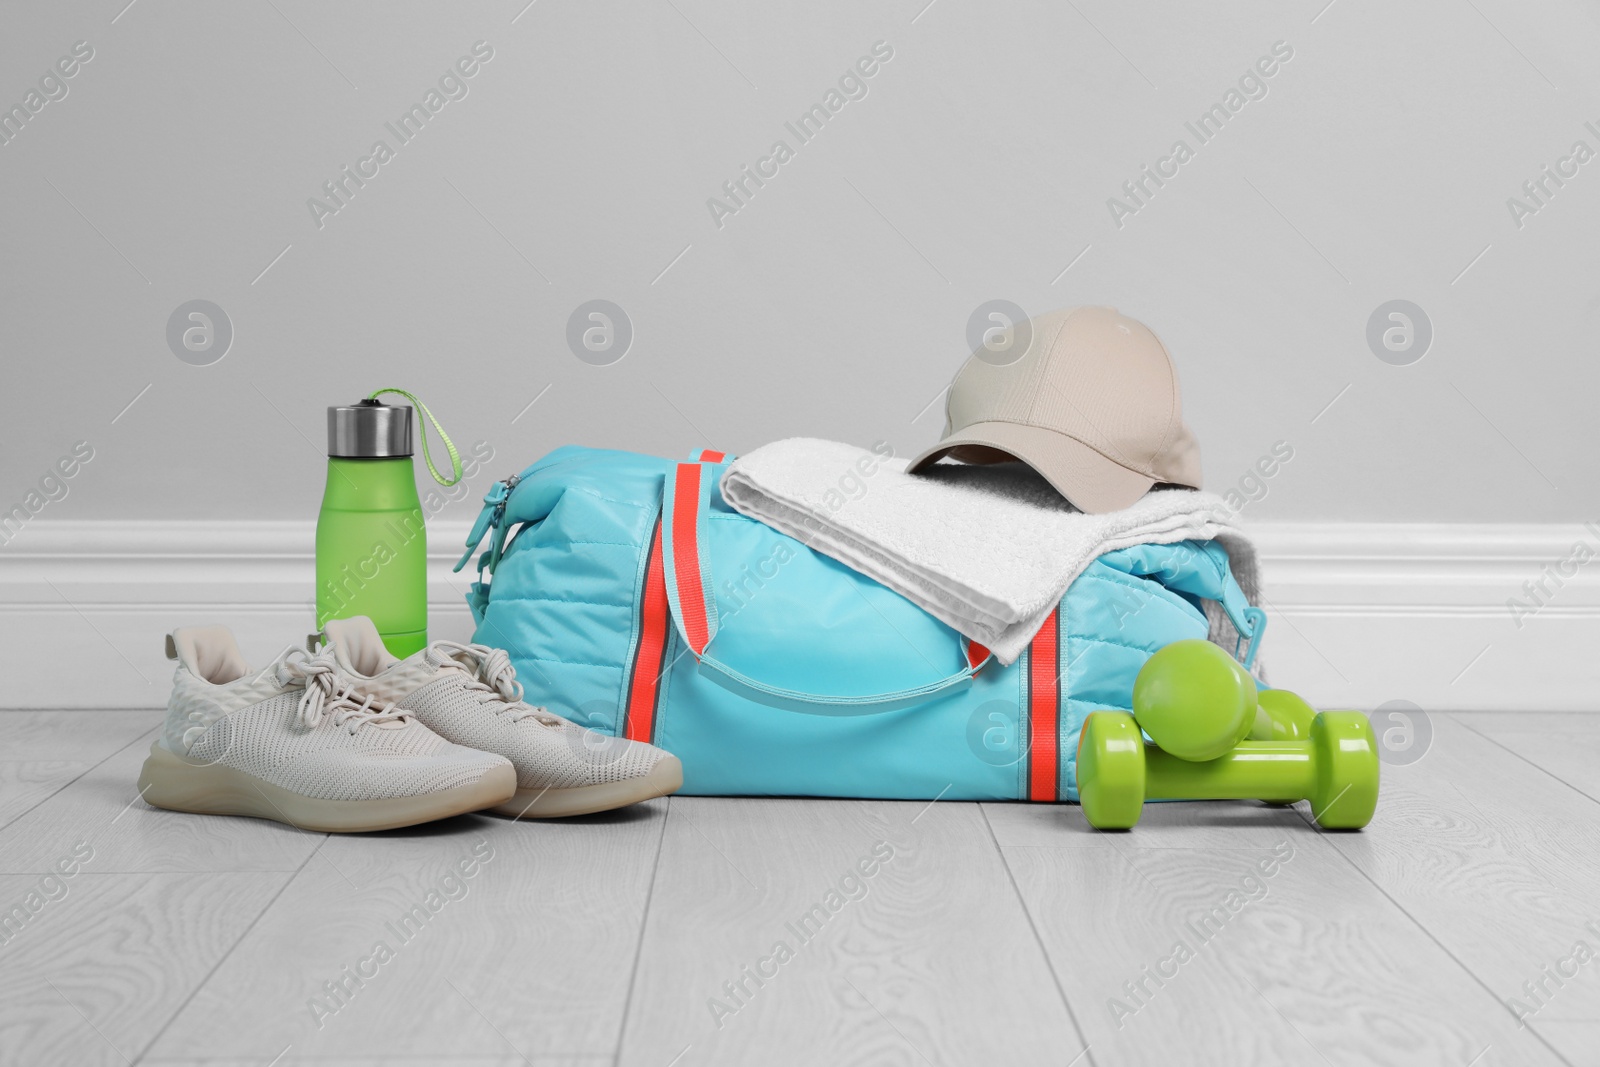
[492, 754, 684, 819]
[136, 741, 517, 833]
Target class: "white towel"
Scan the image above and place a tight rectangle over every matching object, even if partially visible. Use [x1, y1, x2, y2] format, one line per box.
[720, 438, 1261, 664]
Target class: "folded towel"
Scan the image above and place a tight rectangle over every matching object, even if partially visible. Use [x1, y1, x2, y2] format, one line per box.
[720, 438, 1261, 665]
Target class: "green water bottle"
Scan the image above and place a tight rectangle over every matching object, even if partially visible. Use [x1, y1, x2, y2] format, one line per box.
[317, 389, 461, 657]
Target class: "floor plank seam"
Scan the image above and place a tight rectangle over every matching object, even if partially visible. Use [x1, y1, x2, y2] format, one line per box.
[0, 722, 161, 836]
[0, 708, 169, 714]
[978, 804, 1097, 1067]
[45, 868, 315, 876]
[610, 796, 673, 1067]
[128, 833, 332, 1065]
[1002, 843, 1293, 852]
[1452, 715, 1600, 810]
[1295, 810, 1575, 1067]
[0, 710, 169, 716]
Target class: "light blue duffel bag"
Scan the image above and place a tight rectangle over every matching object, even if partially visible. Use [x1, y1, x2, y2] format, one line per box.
[454, 446, 1265, 802]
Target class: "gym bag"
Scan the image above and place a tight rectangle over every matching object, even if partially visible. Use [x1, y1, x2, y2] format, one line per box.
[455, 446, 1265, 802]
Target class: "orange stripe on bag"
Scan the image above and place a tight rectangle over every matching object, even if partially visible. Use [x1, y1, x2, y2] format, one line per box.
[671, 463, 712, 655]
[1027, 610, 1060, 802]
[624, 521, 669, 742]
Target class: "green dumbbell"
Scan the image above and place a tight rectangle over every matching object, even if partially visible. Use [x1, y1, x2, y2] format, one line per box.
[1076, 709, 1379, 830]
[1080, 638, 1378, 829]
[1250, 690, 1321, 803]
[1132, 639, 1322, 756]
[1253, 688, 1318, 742]
[1130, 639, 1258, 761]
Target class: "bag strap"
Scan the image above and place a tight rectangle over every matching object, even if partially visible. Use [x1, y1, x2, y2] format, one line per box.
[659, 458, 989, 713]
[366, 387, 463, 487]
[661, 462, 719, 654]
[1026, 608, 1061, 803]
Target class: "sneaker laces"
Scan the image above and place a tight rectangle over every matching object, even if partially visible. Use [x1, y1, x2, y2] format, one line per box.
[424, 641, 559, 726]
[275, 650, 412, 734]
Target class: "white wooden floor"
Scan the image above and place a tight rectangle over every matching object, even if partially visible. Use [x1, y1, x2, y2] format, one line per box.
[2, 711, 1598, 1067]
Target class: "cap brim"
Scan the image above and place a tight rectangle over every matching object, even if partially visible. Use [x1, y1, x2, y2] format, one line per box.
[906, 421, 1158, 514]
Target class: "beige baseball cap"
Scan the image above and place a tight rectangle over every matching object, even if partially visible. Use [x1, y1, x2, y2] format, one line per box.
[907, 306, 1202, 513]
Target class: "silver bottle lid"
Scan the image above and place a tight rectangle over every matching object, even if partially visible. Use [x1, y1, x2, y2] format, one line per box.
[327, 400, 413, 458]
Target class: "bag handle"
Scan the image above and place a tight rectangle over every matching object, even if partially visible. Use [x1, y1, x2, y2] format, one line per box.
[1206, 544, 1267, 670]
[366, 387, 463, 487]
[660, 459, 989, 713]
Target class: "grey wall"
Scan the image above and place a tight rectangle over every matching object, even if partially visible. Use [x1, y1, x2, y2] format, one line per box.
[2, 0, 1595, 527]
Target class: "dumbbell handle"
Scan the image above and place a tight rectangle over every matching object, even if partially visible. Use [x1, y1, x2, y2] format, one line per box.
[1143, 741, 1315, 801]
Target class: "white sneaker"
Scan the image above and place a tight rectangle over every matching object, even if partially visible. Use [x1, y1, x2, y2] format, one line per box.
[322, 616, 683, 818]
[138, 625, 516, 832]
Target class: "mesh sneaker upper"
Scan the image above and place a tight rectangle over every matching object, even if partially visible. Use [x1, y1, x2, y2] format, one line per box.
[323, 620, 671, 794]
[165, 666, 291, 754]
[185, 694, 507, 801]
[165, 655, 511, 803]
[395, 670, 667, 791]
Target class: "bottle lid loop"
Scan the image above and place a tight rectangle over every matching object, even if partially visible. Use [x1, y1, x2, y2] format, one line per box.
[365, 388, 463, 487]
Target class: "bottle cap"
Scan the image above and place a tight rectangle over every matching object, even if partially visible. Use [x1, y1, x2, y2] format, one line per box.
[327, 399, 413, 458]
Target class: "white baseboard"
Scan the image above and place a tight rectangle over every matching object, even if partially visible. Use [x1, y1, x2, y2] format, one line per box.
[1, 520, 1596, 711]
[1242, 522, 1600, 714]
[0, 520, 483, 710]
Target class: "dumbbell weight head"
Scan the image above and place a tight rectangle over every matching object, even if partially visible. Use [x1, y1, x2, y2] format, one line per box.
[1076, 712, 1145, 830]
[1132, 639, 1257, 762]
[1307, 711, 1380, 829]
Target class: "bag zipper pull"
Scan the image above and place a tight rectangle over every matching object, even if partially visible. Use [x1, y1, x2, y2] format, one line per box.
[453, 474, 521, 573]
